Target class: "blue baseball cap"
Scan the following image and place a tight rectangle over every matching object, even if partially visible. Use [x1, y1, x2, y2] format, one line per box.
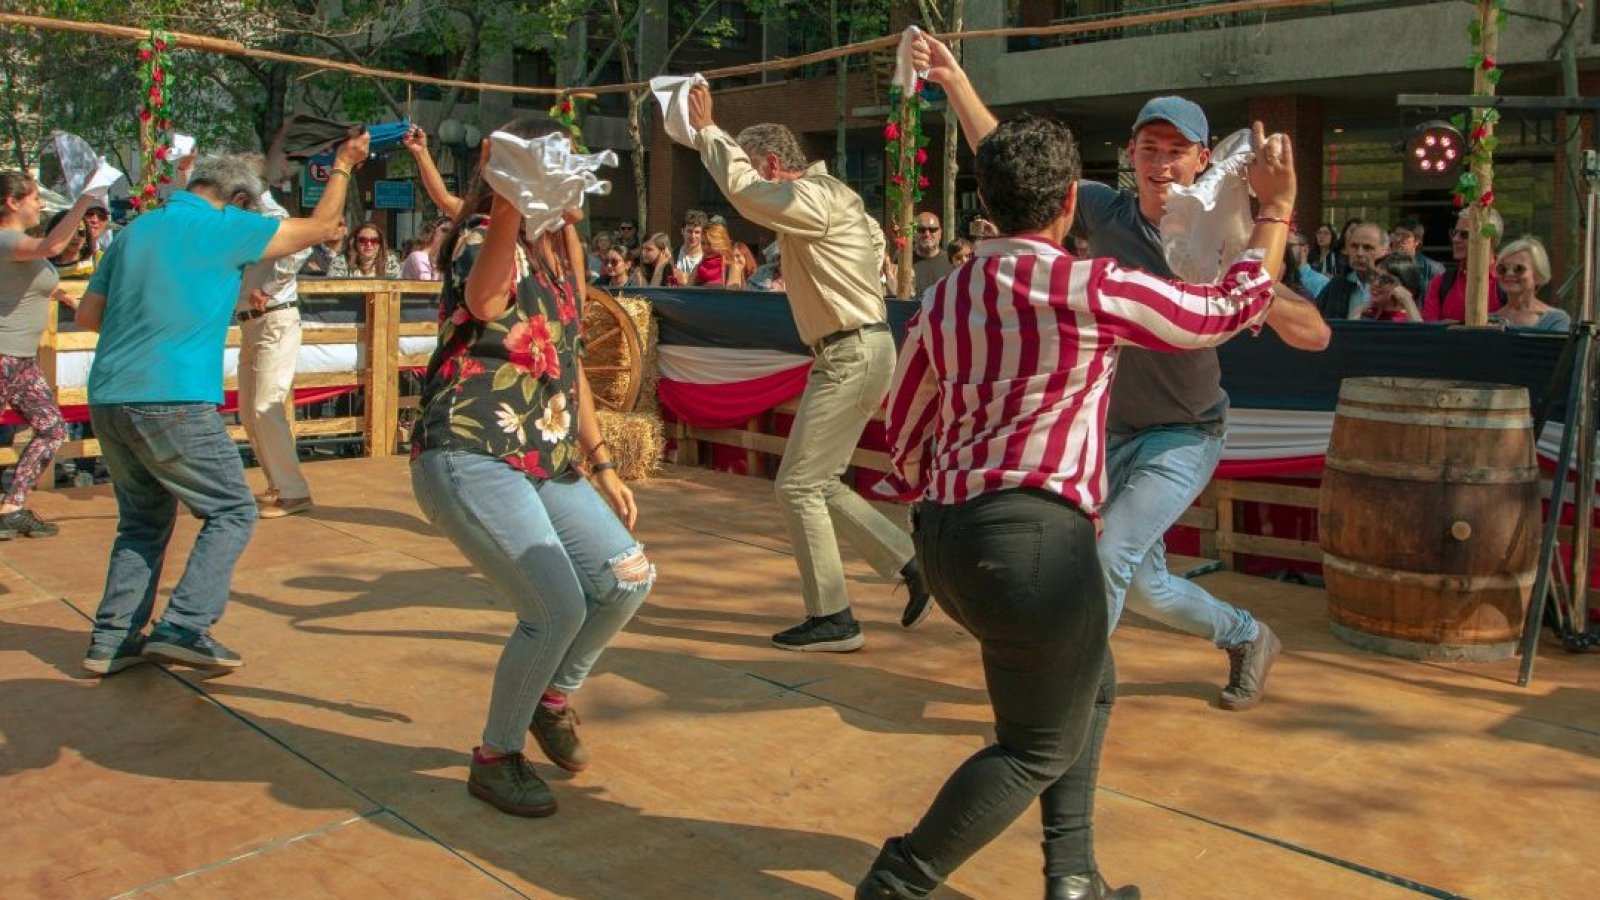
[1132, 96, 1209, 145]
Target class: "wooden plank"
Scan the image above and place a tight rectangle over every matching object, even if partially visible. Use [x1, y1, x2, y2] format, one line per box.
[398, 323, 436, 337]
[294, 371, 362, 389]
[297, 279, 442, 296]
[1176, 507, 1218, 532]
[300, 327, 363, 345]
[1215, 531, 1325, 564]
[362, 291, 400, 457]
[294, 416, 362, 437]
[1215, 494, 1237, 570]
[1212, 480, 1322, 509]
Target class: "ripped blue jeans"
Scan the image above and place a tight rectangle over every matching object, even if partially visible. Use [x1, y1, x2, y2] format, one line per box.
[412, 449, 654, 754]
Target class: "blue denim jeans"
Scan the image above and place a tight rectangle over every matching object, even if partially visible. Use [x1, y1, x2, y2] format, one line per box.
[88, 403, 258, 649]
[411, 449, 654, 754]
[1099, 425, 1257, 648]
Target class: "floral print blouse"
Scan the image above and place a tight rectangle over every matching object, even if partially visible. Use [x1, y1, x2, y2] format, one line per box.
[413, 224, 584, 480]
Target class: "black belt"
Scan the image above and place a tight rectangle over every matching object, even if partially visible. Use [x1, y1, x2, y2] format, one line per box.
[237, 300, 299, 322]
[811, 322, 889, 355]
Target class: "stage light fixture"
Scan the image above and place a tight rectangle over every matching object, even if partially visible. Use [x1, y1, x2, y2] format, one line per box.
[1406, 120, 1465, 177]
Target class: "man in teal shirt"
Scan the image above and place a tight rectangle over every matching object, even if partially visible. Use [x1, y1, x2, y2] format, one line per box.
[79, 134, 368, 676]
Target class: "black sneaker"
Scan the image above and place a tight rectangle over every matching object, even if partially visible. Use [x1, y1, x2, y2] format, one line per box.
[467, 750, 558, 817]
[82, 633, 149, 677]
[1220, 622, 1282, 711]
[143, 625, 243, 670]
[1, 508, 58, 538]
[772, 611, 865, 652]
[1046, 872, 1142, 900]
[899, 558, 933, 630]
[530, 703, 590, 773]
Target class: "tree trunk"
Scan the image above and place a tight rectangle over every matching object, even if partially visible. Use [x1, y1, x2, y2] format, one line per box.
[629, 88, 648, 232]
[941, 0, 965, 240]
[832, 0, 847, 176]
[1558, 0, 1581, 312]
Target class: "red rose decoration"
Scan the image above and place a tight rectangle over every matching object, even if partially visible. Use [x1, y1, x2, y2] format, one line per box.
[138, 49, 151, 61]
[1480, 55, 1496, 71]
[157, 119, 171, 131]
[138, 108, 153, 123]
[893, 235, 907, 249]
[1479, 189, 1494, 207]
[884, 123, 900, 141]
[915, 147, 928, 165]
[153, 38, 168, 51]
[917, 175, 930, 188]
[1453, 194, 1466, 209]
[913, 78, 926, 94]
[890, 174, 906, 185]
[159, 175, 172, 185]
[560, 100, 573, 115]
[1471, 125, 1488, 141]
[142, 183, 158, 196]
[152, 68, 164, 83]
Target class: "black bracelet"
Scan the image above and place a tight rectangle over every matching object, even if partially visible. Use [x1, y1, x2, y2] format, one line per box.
[590, 461, 617, 475]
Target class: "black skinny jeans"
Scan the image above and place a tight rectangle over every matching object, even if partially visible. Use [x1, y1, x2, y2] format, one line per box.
[860, 488, 1115, 897]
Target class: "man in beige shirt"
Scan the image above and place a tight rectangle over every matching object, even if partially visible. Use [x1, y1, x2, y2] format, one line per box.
[688, 84, 929, 651]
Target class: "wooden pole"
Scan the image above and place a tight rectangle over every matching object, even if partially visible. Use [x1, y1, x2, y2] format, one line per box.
[894, 95, 917, 300]
[362, 288, 400, 457]
[1464, 0, 1501, 327]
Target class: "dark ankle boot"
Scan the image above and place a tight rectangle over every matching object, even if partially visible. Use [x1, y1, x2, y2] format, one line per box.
[1045, 872, 1141, 900]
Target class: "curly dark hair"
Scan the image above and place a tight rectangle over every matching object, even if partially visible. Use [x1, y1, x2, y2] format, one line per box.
[974, 114, 1081, 235]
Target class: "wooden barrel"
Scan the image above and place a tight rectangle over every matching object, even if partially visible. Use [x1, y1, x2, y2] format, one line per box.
[1318, 377, 1539, 661]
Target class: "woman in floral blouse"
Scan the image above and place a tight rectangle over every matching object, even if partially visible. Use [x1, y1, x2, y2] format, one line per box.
[410, 120, 654, 818]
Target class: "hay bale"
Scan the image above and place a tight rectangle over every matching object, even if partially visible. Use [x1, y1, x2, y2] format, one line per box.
[583, 292, 657, 413]
[597, 408, 663, 482]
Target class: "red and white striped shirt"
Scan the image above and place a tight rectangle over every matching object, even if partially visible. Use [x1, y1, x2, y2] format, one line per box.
[882, 235, 1275, 514]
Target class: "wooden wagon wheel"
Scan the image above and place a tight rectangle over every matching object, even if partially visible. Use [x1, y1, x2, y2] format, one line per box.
[581, 284, 646, 413]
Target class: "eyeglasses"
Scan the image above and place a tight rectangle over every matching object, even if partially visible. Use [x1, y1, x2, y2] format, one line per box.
[84, 210, 109, 219]
[618, 224, 635, 230]
[1496, 263, 1529, 277]
[915, 226, 941, 233]
[354, 236, 381, 246]
[603, 258, 626, 267]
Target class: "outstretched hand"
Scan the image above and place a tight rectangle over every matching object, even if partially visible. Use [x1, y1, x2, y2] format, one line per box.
[911, 32, 963, 87]
[336, 130, 372, 169]
[688, 83, 714, 131]
[402, 124, 428, 153]
[1247, 121, 1295, 216]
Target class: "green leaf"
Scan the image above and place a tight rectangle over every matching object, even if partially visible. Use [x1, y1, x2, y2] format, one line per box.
[484, 320, 509, 333]
[1481, 223, 1501, 241]
[552, 442, 570, 471]
[1480, 135, 1500, 153]
[520, 377, 537, 405]
[451, 414, 483, 429]
[450, 424, 479, 441]
[1487, 68, 1503, 86]
[1459, 172, 1479, 191]
[1450, 112, 1468, 131]
[1468, 19, 1481, 43]
[491, 364, 520, 392]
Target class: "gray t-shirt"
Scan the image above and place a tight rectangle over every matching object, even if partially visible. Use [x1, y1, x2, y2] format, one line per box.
[0, 230, 59, 359]
[1073, 181, 1228, 433]
[913, 252, 953, 295]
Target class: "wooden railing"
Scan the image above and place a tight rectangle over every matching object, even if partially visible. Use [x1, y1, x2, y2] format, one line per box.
[13, 278, 443, 483]
[669, 404, 1328, 573]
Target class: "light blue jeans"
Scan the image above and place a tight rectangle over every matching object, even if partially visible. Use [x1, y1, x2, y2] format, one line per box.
[89, 403, 258, 649]
[1098, 425, 1258, 648]
[412, 449, 654, 754]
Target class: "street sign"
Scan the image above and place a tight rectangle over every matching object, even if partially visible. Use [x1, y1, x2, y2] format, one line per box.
[301, 152, 333, 206]
[374, 179, 415, 210]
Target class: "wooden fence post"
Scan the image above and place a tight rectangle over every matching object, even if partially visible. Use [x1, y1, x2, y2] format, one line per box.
[363, 288, 400, 457]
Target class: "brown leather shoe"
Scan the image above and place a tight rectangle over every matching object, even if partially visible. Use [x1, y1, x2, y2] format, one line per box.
[530, 703, 590, 772]
[1221, 622, 1282, 711]
[258, 496, 312, 519]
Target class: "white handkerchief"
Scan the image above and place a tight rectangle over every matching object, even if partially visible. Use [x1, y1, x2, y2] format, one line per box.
[83, 160, 124, 198]
[171, 133, 196, 158]
[890, 25, 923, 95]
[650, 74, 709, 148]
[1161, 129, 1255, 284]
[51, 131, 110, 199]
[483, 131, 617, 238]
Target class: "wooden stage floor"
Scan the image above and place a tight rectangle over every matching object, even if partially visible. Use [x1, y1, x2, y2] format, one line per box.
[1, 457, 1595, 899]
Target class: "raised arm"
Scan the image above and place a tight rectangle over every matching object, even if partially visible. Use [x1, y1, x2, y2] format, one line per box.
[261, 131, 370, 260]
[404, 126, 463, 218]
[7, 193, 96, 262]
[912, 33, 998, 152]
[687, 85, 830, 237]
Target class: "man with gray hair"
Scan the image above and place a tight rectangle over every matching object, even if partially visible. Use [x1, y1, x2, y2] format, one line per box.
[76, 132, 369, 676]
[688, 85, 929, 652]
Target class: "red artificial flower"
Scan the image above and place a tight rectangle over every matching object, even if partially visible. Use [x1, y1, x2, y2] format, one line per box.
[503, 314, 561, 380]
[1480, 55, 1496, 71]
[1479, 189, 1494, 207]
[153, 38, 168, 51]
[893, 235, 907, 250]
[1471, 125, 1489, 142]
[157, 118, 171, 131]
[914, 147, 928, 165]
[503, 452, 549, 479]
[913, 78, 925, 94]
[138, 108, 153, 123]
[1453, 194, 1466, 209]
[142, 183, 158, 196]
[158, 175, 172, 185]
[890, 174, 906, 185]
[149, 87, 163, 103]
[917, 175, 930, 189]
[560, 100, 573, 116]
[138, 49, 151, 61]
[152, 68, 164, 83]
[884, 123, 900, 141]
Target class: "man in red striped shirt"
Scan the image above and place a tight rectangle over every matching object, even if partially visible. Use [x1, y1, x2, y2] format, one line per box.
[857, 116, 1297, 900]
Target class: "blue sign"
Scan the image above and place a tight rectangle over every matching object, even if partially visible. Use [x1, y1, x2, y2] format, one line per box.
[374, 179, 415, 210]
[301, 152, 333, 206]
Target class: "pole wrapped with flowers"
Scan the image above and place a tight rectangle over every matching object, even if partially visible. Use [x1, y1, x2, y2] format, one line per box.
[130, 28, 175, 214]
[549, 92, 588, 153]
[885, 28, 931, 299]
[1454, 0, 1506, 326]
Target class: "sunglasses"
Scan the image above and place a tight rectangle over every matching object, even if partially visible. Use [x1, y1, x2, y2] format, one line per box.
[603, 258, 626, 266]
[915, 226, 941, 233]
[1496, 263, 1528, 277]
[85, 210, 109, 219]
[618, 225, 635, 230]
[355, 236, 381, 246]
[1288, 241, 1308, 249]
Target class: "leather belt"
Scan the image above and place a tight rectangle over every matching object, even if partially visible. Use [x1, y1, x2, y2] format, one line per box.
[237, 300, 299, 322]
[811, 322, 888, 355]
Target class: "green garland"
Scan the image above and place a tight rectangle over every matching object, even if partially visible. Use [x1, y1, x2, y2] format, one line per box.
[549, 92, 588, 153]
[884, 81, 931, 253]
[129, 28, 176, 214]
[1451, 0, 1507, 238]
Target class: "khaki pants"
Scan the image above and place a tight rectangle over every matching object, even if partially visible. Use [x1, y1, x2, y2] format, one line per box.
[238, 308, 308, 499]
[776, 327, 914, 617]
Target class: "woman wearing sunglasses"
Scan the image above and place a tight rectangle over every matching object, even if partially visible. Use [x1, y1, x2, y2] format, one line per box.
[330, 220, 402, 278]
[1490, 237, 1569, 332]
[1359, 254, 1423, 323]
[598, 246, 644, 289]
